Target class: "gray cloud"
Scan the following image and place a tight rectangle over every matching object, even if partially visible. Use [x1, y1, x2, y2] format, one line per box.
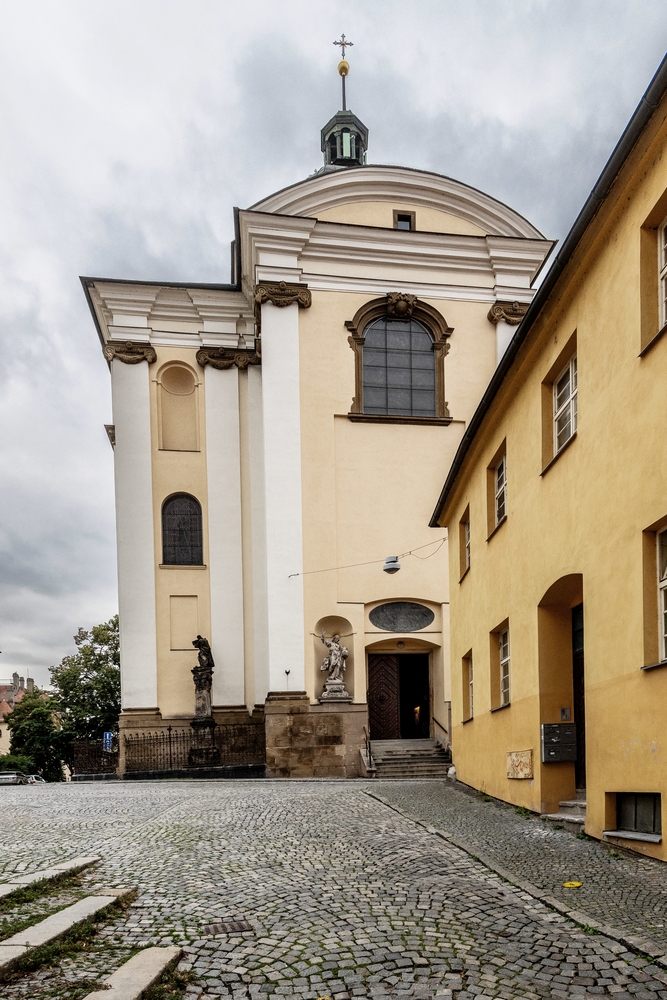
[0, 0, 665, 683]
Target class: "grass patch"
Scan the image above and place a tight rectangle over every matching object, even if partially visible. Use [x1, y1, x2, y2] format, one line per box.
[481, 795, 492, 803]
[515, 806, 531, 819]
[0, 891, 137, 983]
[582, 924, 598, 935]
[576, 831, 595, 841]
[143, 968, 199, 998]
[0, 870, 87, 913]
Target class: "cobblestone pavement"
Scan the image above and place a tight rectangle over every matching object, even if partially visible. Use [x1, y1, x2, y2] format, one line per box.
[373, 782, 667, 951]
[0, 781, 666, 999]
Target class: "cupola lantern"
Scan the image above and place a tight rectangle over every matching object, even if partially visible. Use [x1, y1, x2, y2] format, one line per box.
[320, 35, 368, 171]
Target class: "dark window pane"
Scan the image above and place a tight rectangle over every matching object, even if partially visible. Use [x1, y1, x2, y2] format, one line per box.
[618, 794, 635, 830]
[162, 494, 203, 565]
[362, 316, 437, 416]
[636, 794, 657, 834]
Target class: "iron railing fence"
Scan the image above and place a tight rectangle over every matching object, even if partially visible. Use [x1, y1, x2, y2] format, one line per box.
[123, 723, 266, 773]
[72, 738, 119, 775]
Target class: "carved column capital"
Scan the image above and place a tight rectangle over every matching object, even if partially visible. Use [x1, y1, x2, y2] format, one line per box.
[196, 348, 261, 370]
[103, 341, 157, 365]
[487, 301, 529, 326]
[253, 281, 312, 310]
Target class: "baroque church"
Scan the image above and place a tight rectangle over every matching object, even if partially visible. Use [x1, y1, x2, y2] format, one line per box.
[82, 49, 552, 777]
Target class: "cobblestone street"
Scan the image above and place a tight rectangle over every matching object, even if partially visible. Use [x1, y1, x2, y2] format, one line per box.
[0, 780, 667, 999]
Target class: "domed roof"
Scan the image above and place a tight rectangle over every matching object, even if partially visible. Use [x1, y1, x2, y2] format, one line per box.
[250, 165, 544, 239]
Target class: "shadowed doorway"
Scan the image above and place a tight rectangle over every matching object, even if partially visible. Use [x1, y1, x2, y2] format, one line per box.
[367, 653, 430, 739]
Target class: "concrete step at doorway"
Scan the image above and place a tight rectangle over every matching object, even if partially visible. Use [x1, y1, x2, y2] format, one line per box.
[543, 793, 587, 833]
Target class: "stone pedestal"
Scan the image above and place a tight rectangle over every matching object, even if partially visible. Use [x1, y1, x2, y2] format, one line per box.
[319, 680, 352, 703]
[264, 691, 367, 778]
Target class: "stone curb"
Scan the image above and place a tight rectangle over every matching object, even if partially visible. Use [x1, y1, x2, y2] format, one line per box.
[0, 855, 100, 899]
[82, 945, 183, 999]
[0, 889, 132, 973]
[363, 790, 667, 969]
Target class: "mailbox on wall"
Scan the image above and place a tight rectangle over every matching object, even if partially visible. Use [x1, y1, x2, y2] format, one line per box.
[541, 723, 577, 763]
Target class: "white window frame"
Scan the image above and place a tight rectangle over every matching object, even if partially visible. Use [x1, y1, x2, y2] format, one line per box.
[659, 218, 667, 330]
[464, 655, 473, 719]
[658, 529, 667, 661]
[495, 455, 507, 525]
[499, 628, 510, 707]
[553, 354, 578, 454]
[464, 517, 471, 571]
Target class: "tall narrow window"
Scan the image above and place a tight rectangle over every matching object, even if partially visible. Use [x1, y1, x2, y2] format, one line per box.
[162, 494, 203, 566]
[499, 628, 510, 707]
[554, 355, 578, 453]
[658, 529, 667, 660]
[362, 316, 436, 417]
[495, 456, 507, 525]
[660, 219, 667, 329]
[463, 653, 474, 720]
[459, 507, 471, 578]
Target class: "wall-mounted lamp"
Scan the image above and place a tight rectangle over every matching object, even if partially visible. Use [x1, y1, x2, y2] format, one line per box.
[382, 555, 401, 574]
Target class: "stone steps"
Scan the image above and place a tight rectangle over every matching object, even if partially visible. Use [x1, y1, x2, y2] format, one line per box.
[543, 795, 587, 833]
[371, 738, 451, 779]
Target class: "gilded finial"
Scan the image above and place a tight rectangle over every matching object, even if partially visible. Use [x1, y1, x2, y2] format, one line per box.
[333, 34, 354, 111]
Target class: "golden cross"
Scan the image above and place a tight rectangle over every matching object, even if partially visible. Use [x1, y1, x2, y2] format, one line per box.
[333, 34, 353, 59]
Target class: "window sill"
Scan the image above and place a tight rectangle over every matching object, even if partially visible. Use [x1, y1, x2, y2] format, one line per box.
[347, 413, 453, 426]
[490, 702, 511, 713]
[462, 716, 474, 725]
[639, 322, 667, 357]
[459, 566, 470, 584]
[159, 564, 207, 570]
[603, 829, 662, 844]
[487, 515, 507, 542]
[541, 431, 577, 477]
[642, 660, 667, 671]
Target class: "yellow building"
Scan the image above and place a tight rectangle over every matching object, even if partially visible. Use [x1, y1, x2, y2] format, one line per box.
[431, 55, 667, 858]
[82, 60, 551, 777]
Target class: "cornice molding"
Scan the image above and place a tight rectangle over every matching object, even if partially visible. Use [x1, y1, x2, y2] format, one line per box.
[487, 301, 530, 326]
[196, 348, 261, 370]
[103, 341, 157, 365]
[253, 281, 312, 310]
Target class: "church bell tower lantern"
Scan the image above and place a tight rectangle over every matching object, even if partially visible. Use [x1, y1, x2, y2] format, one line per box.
[321, 35, 368, 170]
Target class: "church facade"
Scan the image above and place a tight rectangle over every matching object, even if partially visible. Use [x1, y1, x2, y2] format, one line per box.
[83, 87, 552, 776]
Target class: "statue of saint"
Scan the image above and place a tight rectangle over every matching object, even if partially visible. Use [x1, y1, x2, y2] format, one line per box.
[320, 632, 348, 683]
[191, 635, 214, 718]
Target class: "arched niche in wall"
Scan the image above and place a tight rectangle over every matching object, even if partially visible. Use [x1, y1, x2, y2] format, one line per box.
[313, 616, 355, 702]
[157, 363, 199, 451]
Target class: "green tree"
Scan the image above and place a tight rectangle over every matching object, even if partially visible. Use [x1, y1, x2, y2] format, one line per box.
[50, 615, 121, 769]
[6, 691, 63, 781]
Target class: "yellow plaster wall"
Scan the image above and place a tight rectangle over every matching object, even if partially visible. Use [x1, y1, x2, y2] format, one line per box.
[297, 287, 497, 720]
[315, 201, 487, 235]
[150, 347, 211, 720]
[441, 103, 667, 858]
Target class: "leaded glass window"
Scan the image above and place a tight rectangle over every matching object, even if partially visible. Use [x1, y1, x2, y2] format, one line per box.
[362, 316, 436, 417]
[162, 494, 203, 566]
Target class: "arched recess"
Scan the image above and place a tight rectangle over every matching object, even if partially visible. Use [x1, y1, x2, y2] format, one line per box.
[157, 363, 199, 451]
[313, 616, 355, 702]
[345, 294, 453, 419]
[538, 574, 584, 804]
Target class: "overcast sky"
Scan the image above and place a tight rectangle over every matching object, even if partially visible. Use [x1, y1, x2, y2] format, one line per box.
[0, 0, 665, 687]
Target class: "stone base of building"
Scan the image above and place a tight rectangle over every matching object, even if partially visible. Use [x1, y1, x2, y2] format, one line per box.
[264, 691, 367, 778]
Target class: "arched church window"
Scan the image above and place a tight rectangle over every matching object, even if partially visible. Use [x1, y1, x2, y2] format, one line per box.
[162, 494, 203, 565]
[346, 295, 453, 422]
[362, 316, 436, 417]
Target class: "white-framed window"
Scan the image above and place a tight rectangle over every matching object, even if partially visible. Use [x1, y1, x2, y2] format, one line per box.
[464, 518, 471, 570]
[554, 355, 578, 454]
[499, 627, 510, 707]
[468, 656, 474, 718]
[658, 529, 667, 660]
[463, 653, 474, 719]
[659, 219, 667, 329]
[495, 455, 507, 525]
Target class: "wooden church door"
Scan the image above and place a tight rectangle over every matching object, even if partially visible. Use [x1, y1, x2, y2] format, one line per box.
[368, 654, 400, 739]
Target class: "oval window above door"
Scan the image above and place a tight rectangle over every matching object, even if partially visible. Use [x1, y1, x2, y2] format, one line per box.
[369, 602, 435, 632]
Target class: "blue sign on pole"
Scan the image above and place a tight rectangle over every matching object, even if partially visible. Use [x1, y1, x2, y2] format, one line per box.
[102, 732, 113, 753]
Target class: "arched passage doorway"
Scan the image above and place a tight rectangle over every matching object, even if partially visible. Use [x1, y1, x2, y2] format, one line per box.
[366, 638, 437, 740]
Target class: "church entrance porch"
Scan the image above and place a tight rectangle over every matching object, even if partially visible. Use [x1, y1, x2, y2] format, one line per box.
[367, 653, 430, 740]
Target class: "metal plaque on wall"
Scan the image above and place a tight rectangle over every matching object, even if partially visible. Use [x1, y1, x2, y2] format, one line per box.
[369, 602, 435, 632]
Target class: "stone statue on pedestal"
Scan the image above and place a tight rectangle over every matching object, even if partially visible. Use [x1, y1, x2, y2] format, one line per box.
[319, 631, 352, 703]
[191, 635, 214, 727]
